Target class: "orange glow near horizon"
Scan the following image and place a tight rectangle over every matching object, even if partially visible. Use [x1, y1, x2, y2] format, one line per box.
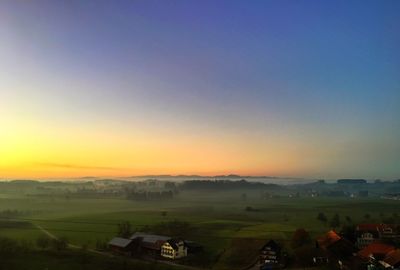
[0, 113, 311, 179]
[1, 99, 398, 180]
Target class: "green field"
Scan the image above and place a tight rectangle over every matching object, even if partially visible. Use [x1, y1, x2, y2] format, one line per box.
[0, 186, 399, 269]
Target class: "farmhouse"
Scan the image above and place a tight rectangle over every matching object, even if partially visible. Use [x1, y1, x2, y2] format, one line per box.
[108, 237, 135, 256]
[109, 232, 193, 260]
[130, 232, 170, 255]
[161, 239, 188, 259]
[356, 224, 380, 248]
[259, 240, 285, 269]
[356, 224, 398, 248]
[317, 230, 357, 269]
[357, 243, 400, 269]
[358, 242, 396, 261]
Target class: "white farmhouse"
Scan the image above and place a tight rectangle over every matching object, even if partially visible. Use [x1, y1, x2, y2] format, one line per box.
[161, 239, 187, 259]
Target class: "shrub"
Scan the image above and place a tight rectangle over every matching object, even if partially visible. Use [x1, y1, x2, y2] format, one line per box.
[51, 237, 68, 251]
[36, 235, 50, 249]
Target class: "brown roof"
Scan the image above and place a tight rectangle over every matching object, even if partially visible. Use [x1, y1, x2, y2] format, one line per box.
[358, 242, 395, 259]
[108, 237, 133, 248]
[141, 240, 167, 250]
[130, 232, 170, 250]
[383, 249, 400, 266]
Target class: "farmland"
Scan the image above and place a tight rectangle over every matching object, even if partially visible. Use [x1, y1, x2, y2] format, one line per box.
[0, 179, 399, 269]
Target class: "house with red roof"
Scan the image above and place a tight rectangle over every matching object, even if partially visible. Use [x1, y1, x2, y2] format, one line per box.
[356, 224, 398, 248]
[358, 241, 396, 261]
[317, 230, 358, 269]
[357, 242, 400, 270]
[381, 249, 400, 269]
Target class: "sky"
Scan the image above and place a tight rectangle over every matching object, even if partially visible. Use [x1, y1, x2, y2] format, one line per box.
[0, 0, 399, 179]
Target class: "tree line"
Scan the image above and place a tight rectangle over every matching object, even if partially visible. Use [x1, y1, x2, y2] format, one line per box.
[181, 179, 280, 190]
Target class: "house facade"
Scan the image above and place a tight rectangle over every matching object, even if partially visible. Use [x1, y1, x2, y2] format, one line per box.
[356, 224, 398, 248]
[161, 239, 188, 259]
[260, 240, 285, 269]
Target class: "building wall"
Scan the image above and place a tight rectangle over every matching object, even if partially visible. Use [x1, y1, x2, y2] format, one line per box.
[161, 242, 187, 259]
[357, 233, 375, 248]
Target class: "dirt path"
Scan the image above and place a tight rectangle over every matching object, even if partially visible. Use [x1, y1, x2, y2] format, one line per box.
[34, 224, 203, 269]
[34, 223, 108, 253]
[34, 224, 57, 240]
[241, 258, 260, 270]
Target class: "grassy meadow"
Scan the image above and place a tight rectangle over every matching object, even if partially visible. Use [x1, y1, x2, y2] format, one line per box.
[1, 183, 399, 269]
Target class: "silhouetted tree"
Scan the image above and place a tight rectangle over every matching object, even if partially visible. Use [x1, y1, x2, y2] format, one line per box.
[291, 228, 311, 249]
[36, 235, 50, 249]
[0, 237, 21, 256]
[383, 216, 396, 224]
[345, 216, 352, 224]
[330, 213, 341, 228]
[52, 237, 68, 251]
[117, 221, 133, 238]
[95, 239, 108, 251]
[245, 206, 259, 212]
[317, 212, 327, 224]
[341, 225, 356, 243]
[181, 180, 279, 190]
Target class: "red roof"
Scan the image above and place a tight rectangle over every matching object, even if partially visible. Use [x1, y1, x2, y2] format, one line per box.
[356, 223, 395, 232]
[317, 230, 341, 249]
[358, 242, 395, 259]
[357, 224, 381, 231]
[383, 250, 400, 266]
